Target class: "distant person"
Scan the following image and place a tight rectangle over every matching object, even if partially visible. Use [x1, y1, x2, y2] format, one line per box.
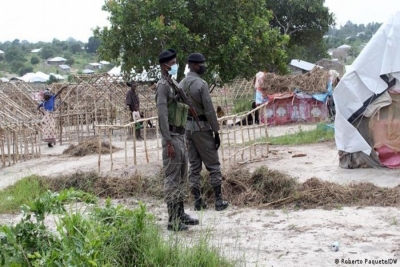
[37, 86, 67, 147]
[126, 81, 142, 139]
[327, 70, 340, 121]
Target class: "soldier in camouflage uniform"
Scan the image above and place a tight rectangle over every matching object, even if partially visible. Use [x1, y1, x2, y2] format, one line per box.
[179, 53, 229, 212]
[155, 49, 199, 231]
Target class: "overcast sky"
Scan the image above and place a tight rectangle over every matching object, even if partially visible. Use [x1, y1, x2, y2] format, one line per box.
[0, 0, 399, 43]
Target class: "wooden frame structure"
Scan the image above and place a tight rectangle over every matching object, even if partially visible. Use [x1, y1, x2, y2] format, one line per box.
[1, 74, 267, 171]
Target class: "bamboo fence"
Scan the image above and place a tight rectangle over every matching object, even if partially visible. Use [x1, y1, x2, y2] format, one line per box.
[94, 103, 269, 172]
[0, 74, 266, 170]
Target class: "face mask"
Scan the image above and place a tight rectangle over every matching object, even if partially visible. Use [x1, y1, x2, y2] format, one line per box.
[198, 65, 206, 75]
[167, 64, 178, 75]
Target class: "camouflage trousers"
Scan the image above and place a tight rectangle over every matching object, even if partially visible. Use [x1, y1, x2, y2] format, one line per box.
[185, 130, 222, 189]
[162, 134, 188, 203]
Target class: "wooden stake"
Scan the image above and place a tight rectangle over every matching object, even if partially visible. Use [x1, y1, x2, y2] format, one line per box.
[109, 128, 113, 171]
[143, 124, 149, 163]
[98, 127, 101, 172]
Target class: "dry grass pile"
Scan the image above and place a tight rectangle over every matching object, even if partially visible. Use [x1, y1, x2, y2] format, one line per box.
[45, 170, 164, 199]
[217, 167, 400, 209]
[261, 67, 330, 94]
[41, 167, 400, 209]
[62, 139, 120, 156]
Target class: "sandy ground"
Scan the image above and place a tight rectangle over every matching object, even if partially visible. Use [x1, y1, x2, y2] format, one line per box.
[1, 123, 400, 267]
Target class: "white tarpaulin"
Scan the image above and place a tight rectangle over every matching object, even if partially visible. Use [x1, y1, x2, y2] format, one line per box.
[334, 11, 400, 155]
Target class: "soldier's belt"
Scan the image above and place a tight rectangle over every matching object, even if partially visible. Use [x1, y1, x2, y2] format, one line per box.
[169, 125, 186, 135]
[187, 115, 208, 121]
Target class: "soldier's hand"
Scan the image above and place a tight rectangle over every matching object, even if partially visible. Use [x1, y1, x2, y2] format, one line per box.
[214, 132, 220, 150]
[167, 142, 176, 158]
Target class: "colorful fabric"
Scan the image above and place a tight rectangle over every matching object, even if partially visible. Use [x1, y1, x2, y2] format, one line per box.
[38, 95, 56, 111]
[255, 90, 266, 105]
[41, 111, 56, 143]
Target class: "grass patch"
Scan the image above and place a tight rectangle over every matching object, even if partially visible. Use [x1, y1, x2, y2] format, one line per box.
[0, 191, 234, 266]
[232, 98, 253, 114]
[0, 175, 48, 213]
[247, 123, 334, 146]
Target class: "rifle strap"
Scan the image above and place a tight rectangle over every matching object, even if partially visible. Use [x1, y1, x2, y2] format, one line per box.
[183, 78, 204, 113]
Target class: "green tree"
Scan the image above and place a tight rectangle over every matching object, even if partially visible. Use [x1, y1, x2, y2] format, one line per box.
[86, 36, 101, 53]
[266, 0, 334, 62]
[65, 57, 75, 66]
[94, 0, 289, 82]
[69, 43, 82, 54]
[31, 56, 40, 65]
[4, 46, 26, 63]
[18, 66, 34, 76]
[10, 61, 25, 73]
[40, 46, 55, 59]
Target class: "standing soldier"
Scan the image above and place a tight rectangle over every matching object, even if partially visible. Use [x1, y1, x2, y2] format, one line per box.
[179, 53, 229, 211]
[155, 49, 199, 231]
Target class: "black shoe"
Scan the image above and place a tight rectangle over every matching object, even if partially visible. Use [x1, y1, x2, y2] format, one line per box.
[48, 143, 53, 148]
[215, 199, 229, 211]
[178, 202, 199, 225]
[167, 221, 189, 231]
[167, 202, 189, 231]
[214, 185, 229, 211]
[191, 187, 208, 211]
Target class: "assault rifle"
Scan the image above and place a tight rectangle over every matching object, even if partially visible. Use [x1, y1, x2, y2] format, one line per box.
[166, 76, 204, 131]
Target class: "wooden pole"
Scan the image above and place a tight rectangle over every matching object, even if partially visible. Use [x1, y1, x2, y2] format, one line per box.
[6, 129, 11, 166]
[132, 124, 137, 165]
[98, 127, 101, 172]
[143, 123, 149, 163]
[0, 132, 5, 167]
[59, 96, 63, 145]
[109, 128, 113, 171]
[124, 127, 128, 167]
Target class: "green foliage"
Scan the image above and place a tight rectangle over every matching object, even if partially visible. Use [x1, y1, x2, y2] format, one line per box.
[324, 21, 382, 56]
[95, 0, 289, 82]
[47, 74, 61, 85]
[4, 46, 26, 63]
[0, 190, 233, 267]
[10, 60, 26, 73]
[39, 46, 55, 59]
[233, 98, 253, 114]
[267, 0, 334, 62]
[86, 36, 101, 53]
[0, 176, 47, 214]
[30, 55, 40, 65]
[65, 57, 75, 66]
[18, 66, 34, 76]
[69, 43, 82, 54]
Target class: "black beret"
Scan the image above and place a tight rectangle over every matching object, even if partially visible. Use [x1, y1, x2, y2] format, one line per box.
[187, 53, 206, 63]
[158, 49, 176, 64]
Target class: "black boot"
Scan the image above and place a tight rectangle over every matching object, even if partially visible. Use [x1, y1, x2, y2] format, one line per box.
[178, 201, 199, 225]
[191, 187, 208, 211]
[214, 185, 229, 211]
[167, 202, 188, 231]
